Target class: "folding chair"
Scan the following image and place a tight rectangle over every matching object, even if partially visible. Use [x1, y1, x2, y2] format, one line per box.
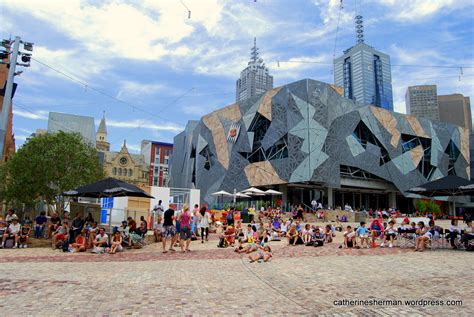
[397, 228, 416, 248]
[430, 228, 444, 250]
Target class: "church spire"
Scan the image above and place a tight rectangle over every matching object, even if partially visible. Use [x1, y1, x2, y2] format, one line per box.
[98, 111, 107, 134]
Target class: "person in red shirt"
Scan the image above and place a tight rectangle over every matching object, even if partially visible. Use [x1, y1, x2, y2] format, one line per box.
[71, 230, 87, 252]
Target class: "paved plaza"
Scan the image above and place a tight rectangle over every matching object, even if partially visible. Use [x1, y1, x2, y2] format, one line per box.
[0, 234, 472, 316]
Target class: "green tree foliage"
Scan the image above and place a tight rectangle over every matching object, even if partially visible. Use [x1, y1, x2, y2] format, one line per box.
[3, 131, 104, 213]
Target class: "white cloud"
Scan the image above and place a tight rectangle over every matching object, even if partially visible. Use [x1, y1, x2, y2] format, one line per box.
[32, 46, 109, 82]
[378, 0, 470, 22]
[106, 118, 183, 133]
[14, 135, 29, 142]
[12, 109, 49, 120]
[116, 80, 170, 99]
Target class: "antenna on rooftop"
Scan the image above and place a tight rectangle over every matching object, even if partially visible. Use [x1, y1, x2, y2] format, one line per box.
[355, 15, 364, 44]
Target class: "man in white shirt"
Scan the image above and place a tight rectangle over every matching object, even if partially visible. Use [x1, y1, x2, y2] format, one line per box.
[153, 201, 164, 242]
[1, 216, 21, 248]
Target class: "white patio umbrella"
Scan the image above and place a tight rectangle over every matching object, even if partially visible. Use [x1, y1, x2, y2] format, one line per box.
[265, 189, 283, 195]
[235, 192, 252, 198]
[212, 190, 232, 207]
[243, 187, 266, 194]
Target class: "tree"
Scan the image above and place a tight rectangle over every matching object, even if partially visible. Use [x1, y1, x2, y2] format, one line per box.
[4, 131, 104, 214]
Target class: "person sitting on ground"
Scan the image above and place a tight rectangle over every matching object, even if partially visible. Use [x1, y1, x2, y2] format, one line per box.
[381, 220, 397, 248]
[324, 224, 335, 243]
[47, 212, 61, 239]
[226, 207, 235, 227]
[119, 221, 131, 247]
[0, 221, 7, 240]
[279, 220, 289, 237]
[224, 225, 236, 246]
[312, 228, 325, 247]
[1, 216, 21, 248]
[234, 220, 243, 238]
[140, 216, 148, 230]
[34, 211, 48, 239]
[369, 218, 384, 248]
[302, 224, 313, 245]
[70, 230, 87, 252]
[446, 219, 462, 249]
[109, 231, 123, 254]
[287, 224, 301, 246]
[84, 212, 95, 227]
[87, 222, 99, 249]
[234, 241, 259, 254]
[19, 224, 30, 248]
[92, 227, 108, 252]
[460, 220, 473, 250]
[256, 222, 267, 244]
[415, 221, 430, 252]
[249, 245, 272, 263]
[52, 222, 69, 250]
[129, 221, 146, 248]
[69, 213, 85, 244]
[243, 224, 255, 243]
[356, 221, 370, 249]
[341, 225, 357, 249]
[127, 217, 137, 232]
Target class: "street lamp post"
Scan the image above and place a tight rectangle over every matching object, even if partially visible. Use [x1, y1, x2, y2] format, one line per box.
[0, 36, 33, 158]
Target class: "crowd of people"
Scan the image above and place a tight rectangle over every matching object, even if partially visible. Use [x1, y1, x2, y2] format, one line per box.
[1, 204, 473, 258]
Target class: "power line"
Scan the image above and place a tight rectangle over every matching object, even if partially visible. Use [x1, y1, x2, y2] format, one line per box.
[31, 57, 190, 126]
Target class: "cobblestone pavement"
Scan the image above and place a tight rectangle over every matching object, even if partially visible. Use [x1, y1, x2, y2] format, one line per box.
[0, 237, 472, 316]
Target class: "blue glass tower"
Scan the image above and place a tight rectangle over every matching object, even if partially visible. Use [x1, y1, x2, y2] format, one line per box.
[334, 16, 394, 111]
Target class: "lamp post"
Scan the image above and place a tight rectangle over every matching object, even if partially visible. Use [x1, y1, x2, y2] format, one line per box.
[0, 36, 33, 158]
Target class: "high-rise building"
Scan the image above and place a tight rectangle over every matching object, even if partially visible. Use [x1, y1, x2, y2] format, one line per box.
[141, 140, 173, 187]
[96, 113, 110, 151]
[334, 16, 394, 110]
[405, 85, 440, 121]
[438, 94, 472, 131]
[236, 38, 273, 103]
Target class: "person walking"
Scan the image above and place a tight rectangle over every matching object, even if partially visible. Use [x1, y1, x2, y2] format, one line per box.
[198, 206, 211, 243]
[178, 206, 192, 252]
[161, 208, 176, 253]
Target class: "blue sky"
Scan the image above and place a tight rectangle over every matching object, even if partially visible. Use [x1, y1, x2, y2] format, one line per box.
[1, 0, 473, 153]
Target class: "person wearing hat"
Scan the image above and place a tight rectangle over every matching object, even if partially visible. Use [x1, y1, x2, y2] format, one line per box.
[1, 216, 21, 248]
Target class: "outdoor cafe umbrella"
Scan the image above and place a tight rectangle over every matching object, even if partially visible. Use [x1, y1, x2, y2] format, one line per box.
[407, 175, 474, 216]
[243, 187, 266, 194]
[64, 177, 154, 240]
[265, 189, 283, 206]
[211, 190, 232, 207]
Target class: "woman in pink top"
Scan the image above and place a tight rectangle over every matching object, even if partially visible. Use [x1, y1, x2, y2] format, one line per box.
[178, 206, 192, 252]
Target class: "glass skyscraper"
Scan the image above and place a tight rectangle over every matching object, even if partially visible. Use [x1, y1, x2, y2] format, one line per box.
[334, 43, 394, 111]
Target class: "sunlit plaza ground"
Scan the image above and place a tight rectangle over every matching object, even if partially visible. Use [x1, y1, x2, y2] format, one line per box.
[0, 220, 472, 316]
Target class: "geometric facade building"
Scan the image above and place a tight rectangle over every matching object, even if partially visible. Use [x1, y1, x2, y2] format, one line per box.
[171, 79, 469, 209]
[96, 113, 110, 152]
[236, 38, 273, 103]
